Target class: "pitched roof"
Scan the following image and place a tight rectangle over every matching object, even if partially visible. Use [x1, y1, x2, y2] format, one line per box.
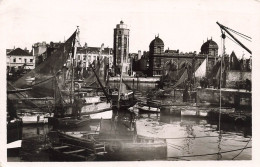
[7, 48, 32, 56]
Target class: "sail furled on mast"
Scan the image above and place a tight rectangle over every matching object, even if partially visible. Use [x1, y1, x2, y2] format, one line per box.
[195, 59, 207, 78]
[13, 30, 77, 98]
[172, 69, 188, 88]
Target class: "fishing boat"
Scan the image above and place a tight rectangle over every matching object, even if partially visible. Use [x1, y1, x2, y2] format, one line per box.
[77, 90, 113, 119]
[102, 136, 167, 161]
[17, 109, 53, 124]
[50, 130, 107, 157]
[53, 116, 90, 128]
[137, 102, 160, 114]
[7, 118, 23, 157]
[111, 89, 136, 109]
[51, 118, 167, 161]
[49, 143, 98, 161]
[181, 107, 198, 116]
[7, 99, 23, 157]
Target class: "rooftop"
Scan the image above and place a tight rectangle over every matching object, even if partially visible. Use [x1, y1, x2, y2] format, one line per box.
[7, 48, 32, 56]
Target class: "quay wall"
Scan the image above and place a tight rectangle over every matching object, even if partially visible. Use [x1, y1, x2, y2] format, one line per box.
[226, 71, 251, 88]
[196, 88, 251, 108]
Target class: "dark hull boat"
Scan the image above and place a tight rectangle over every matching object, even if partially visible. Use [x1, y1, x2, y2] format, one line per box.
[49, 143, 101, 161]
[101, 137, 167, 161]
[137, 103, 160, 114]
[111, 90, 137, 110]
[50, 119, 167, 161]
[7, 118, 23, 157]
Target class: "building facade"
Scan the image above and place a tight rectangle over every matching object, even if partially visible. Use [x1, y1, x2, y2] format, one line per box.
[147, 36, 218, 79]
[75, 45, 113, 70]
[7, 48, 35, 70]
[113, 20, 130, 75]
[32, 42, 47, 66]
[200, 38, 219, 57]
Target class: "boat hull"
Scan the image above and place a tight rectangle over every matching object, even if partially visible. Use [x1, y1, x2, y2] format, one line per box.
[7, 119, 23, 157]
[103, 141, 167, 161]
[17, 112, 53, 124]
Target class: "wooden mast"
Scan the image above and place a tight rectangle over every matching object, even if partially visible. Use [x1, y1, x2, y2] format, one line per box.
[117, 62, 124, 115]
[70, 27, 79, 104]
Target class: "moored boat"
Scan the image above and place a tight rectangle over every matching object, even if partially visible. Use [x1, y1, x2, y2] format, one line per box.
[49, 144, 97, 161]
[17, 110, 53, 124]
[137, 103, 160, 114]
[7, 118, 23, 157]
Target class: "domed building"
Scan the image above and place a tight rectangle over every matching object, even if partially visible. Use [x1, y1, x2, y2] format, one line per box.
[200, 38, 218, 57]
[148, 35, 165, 76]
[144, 35, 218, 78]
[149, 36, 164, 54]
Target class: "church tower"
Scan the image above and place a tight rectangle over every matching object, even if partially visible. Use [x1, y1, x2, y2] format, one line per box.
[113, 20, 130, 75]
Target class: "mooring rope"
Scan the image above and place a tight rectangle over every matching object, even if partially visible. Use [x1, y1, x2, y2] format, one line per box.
[232, 137, 252, 160]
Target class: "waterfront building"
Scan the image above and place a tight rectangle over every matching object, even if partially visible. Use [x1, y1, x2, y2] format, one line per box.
[7, 47, 34, 70]
[147, 36, 218, 78]
[148, 35, 165, 76]
[32, 40, 113, 70]
[75, 45, 113, 70]
[32, 42, 47, 66]
[113, 20, 130, 75]
[200, 38, 219, 57]
[32, 41, 64, 67]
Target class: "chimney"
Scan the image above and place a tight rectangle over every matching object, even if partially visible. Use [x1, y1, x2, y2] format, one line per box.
[138, 50, 141, 60]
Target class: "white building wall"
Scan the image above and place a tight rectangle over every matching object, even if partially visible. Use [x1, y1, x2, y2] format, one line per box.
[75, 51, 113, 70]
[8, 55, 35, 69]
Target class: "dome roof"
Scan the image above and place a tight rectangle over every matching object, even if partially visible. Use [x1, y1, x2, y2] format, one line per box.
[150, 36, 164, 47]
[201, 39, 218, 51]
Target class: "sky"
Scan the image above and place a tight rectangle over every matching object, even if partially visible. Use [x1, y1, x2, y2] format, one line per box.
[0, 0, 259, 60]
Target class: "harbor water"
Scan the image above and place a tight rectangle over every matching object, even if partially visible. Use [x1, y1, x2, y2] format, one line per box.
[9, 83, 252, 161]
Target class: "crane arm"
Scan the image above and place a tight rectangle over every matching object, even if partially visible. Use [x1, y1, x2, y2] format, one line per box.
[216, 22, 251, 54]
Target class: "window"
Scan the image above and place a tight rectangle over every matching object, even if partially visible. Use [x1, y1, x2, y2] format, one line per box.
[13, 58, 16, 63]
[118, 37, 122, 45]
[119, 31, 121, 35]
[78, 55, 81, 60]
[124, 37, 127, 46]
[83, 55, 86, 60]
[24, 58, 27, 63]
[30, 59, 33, 62]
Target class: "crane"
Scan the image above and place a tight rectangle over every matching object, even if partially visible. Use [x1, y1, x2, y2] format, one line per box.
[216, 22, 252, 55]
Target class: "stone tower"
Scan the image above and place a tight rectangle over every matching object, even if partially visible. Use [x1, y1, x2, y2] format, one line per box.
[148, 35, 164, 76]
[113, 20, 130, 75]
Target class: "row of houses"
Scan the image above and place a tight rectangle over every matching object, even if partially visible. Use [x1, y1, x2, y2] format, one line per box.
[6, 42, 113, 74]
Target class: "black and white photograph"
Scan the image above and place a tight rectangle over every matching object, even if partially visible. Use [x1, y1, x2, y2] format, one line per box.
[1, 0, 259, 166]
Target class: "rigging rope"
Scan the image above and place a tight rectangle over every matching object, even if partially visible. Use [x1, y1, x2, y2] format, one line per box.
[160, 133, 244, 140]
[232, 137, 252, 160]
[226, 35, 241, 47]
[167, 146, 251, 159]
[224, 25, 252, 40]
[217, 33, 225, 160]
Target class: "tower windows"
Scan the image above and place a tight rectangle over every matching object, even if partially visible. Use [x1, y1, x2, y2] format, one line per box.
[118, 37, 122, 45]
[124, 37, 127, 47]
